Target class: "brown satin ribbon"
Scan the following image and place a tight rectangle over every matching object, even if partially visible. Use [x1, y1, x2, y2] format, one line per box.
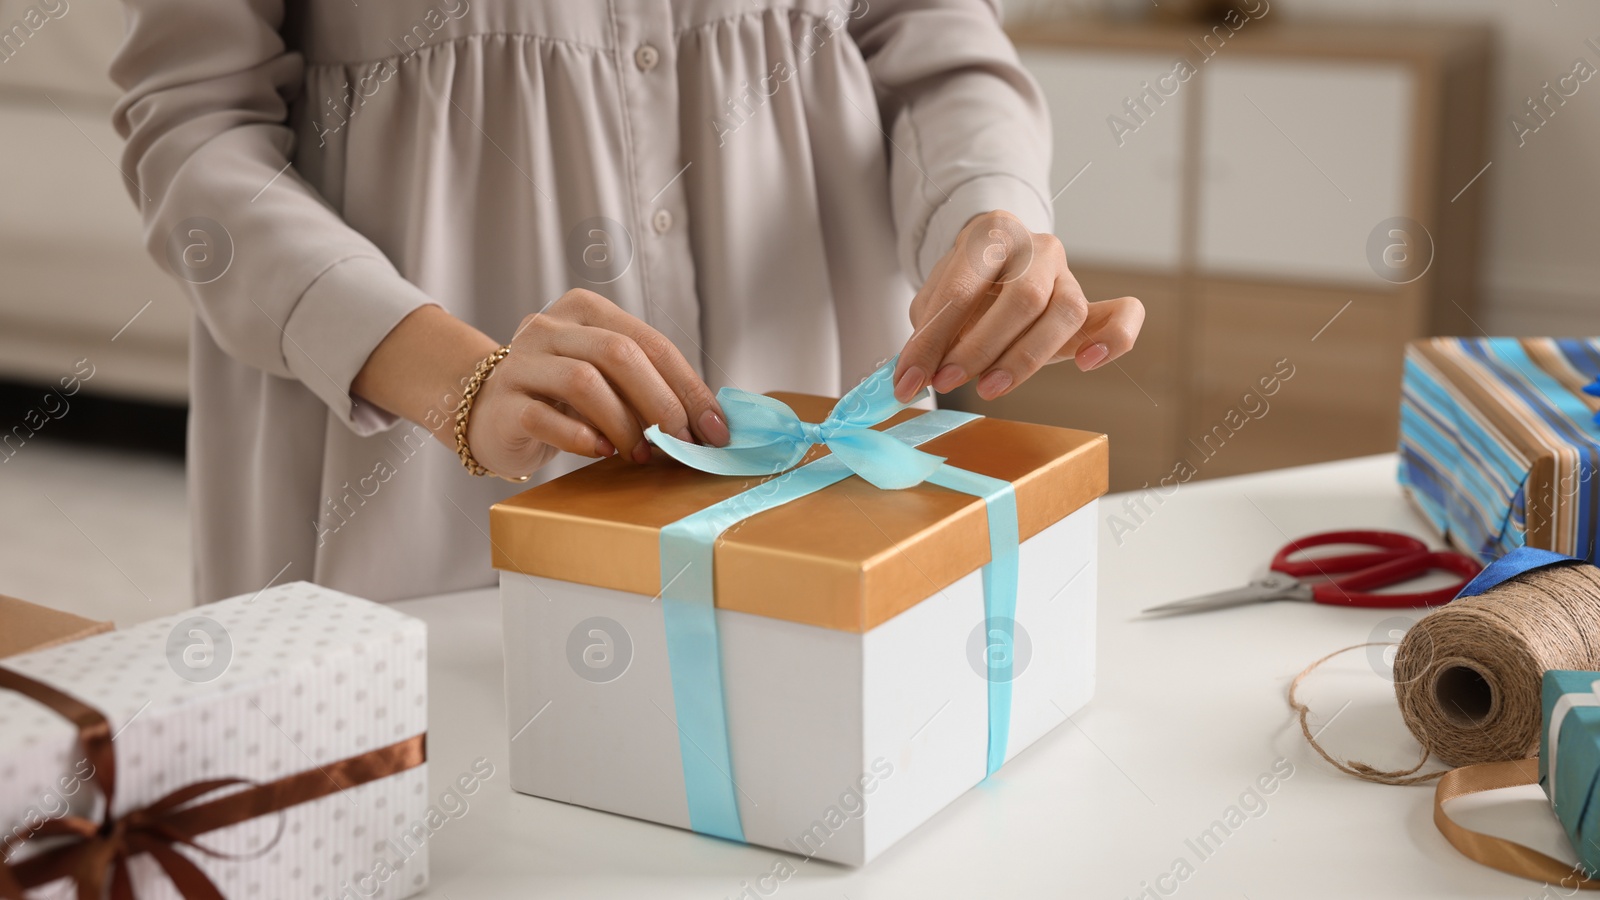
[0, 666, 426, 899]
[1434, 758, 1600, 890]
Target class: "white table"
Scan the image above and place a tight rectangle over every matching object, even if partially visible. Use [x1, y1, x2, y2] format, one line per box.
[399, 454, 1573, 899]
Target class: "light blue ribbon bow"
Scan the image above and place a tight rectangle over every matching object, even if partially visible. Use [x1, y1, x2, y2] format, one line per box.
[644, 359, 947, 489]
[642, 358, 1020, 843]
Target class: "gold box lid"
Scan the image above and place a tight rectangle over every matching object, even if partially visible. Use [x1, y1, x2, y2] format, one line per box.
[490, 394, 1108, 633]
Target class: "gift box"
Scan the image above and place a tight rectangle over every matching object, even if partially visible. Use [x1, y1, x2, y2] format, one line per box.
[1540, 669, 1600, 876]
[1400, 337, 1600, 564]
[0, 581, 430, 899]
[0, 593, 112, 658]
[490, 365, 1107, 864]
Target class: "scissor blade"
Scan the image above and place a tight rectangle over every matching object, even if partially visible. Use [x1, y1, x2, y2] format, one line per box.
[1141, 574, 1300, 616]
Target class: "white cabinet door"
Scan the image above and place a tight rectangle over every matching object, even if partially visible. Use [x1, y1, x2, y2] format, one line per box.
[1197, 58, 1414, 285]
[1022, 48, 1187, 271]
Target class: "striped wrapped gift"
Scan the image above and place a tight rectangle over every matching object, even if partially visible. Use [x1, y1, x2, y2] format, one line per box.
[1400, 337, 1600, 565]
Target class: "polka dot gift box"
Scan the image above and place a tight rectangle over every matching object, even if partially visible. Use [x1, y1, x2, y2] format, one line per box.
[0, 582, 429, 899]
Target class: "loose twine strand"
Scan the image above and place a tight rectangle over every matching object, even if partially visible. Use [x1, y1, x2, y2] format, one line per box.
[1290, 564, 1600, 784]
[1288, 642, 1444, 785]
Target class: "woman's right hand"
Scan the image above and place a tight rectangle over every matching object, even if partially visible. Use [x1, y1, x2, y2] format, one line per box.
[466, 289, 730, 479]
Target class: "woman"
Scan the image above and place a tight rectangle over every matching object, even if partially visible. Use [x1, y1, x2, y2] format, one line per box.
[111, 0, 1143, 604]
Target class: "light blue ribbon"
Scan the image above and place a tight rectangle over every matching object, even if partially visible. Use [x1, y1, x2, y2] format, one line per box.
[646, 360, 948, 490]
[644, 359, 1021, 841]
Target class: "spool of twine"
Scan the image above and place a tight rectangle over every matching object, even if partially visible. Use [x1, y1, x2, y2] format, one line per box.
[1290, 563, 1600, 784]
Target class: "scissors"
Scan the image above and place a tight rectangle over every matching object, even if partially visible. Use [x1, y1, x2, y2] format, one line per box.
[1140, 529, 1484, 617]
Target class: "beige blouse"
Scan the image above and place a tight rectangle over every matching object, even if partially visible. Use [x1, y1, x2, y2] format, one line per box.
[109, 0, 1052, 603]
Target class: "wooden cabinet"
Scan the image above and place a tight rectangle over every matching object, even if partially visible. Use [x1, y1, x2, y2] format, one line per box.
[949, 18, 1491, 491]
[1191, 278, 1409, 478]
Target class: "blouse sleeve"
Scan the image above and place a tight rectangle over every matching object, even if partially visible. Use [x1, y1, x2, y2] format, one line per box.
[850, 0, 1054, 287]
[110, 0, 433, 435]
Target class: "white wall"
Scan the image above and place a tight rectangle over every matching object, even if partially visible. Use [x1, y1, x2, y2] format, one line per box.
[1285, 0, 1600, 336]
[1008, 0, 1600, 337]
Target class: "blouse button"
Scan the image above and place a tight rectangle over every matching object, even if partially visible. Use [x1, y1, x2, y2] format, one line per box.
[635, 44, 660, 72]
[652, 209, 674, 234]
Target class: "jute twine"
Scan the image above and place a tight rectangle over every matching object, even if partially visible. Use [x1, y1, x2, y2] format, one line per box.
[1289, 563, 1600, 785]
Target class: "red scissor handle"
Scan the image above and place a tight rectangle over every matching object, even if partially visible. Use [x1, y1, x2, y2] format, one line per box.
[1309, 550, 1483, 608]
[1270, 530, 1431, 578]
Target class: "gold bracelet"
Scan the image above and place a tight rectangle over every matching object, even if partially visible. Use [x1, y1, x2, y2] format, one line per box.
[453, 345, 531, 483]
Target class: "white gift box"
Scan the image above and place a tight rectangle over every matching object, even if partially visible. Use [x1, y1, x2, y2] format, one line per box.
[492, 394, 1107, 865]
[0, 582, 430, 899]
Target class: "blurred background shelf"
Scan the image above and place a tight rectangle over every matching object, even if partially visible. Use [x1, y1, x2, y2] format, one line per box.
[3, 2, 1598, 488]
[0, 0, 188, 404]
[948, 16, 1494, 491]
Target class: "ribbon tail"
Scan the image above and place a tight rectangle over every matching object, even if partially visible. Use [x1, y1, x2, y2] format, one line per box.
[645, 424, 807, 476]
[72, 840, 118, 900]
[1434, 760, 1600, 888]
[142, 842, 227, 900]
[109, 853, 135, 900]
[826, 355, 923, 428]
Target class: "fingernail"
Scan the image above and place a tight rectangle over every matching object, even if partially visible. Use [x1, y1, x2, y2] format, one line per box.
[932, 364, 966, 393]
[595, 437, 616, 458]
[632, 442, 652, 464]
[1077, 342, 1110, 372]
[977, 370, 1012, 399]
[894, 366, 926, 402]
[699, 409, 730, 446]
[675, 427, 694, 444]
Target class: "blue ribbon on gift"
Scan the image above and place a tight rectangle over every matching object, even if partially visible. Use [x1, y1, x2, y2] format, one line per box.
[1584, 377, 1600, 428]
[643, 358, 1020, 842]
[1455, 545, 1587, 598]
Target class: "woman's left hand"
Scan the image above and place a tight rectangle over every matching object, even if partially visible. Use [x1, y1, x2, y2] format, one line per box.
[892, 210, 1145, 403]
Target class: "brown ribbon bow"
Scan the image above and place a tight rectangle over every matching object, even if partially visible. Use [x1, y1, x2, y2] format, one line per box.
[0, 667, 426, 899]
